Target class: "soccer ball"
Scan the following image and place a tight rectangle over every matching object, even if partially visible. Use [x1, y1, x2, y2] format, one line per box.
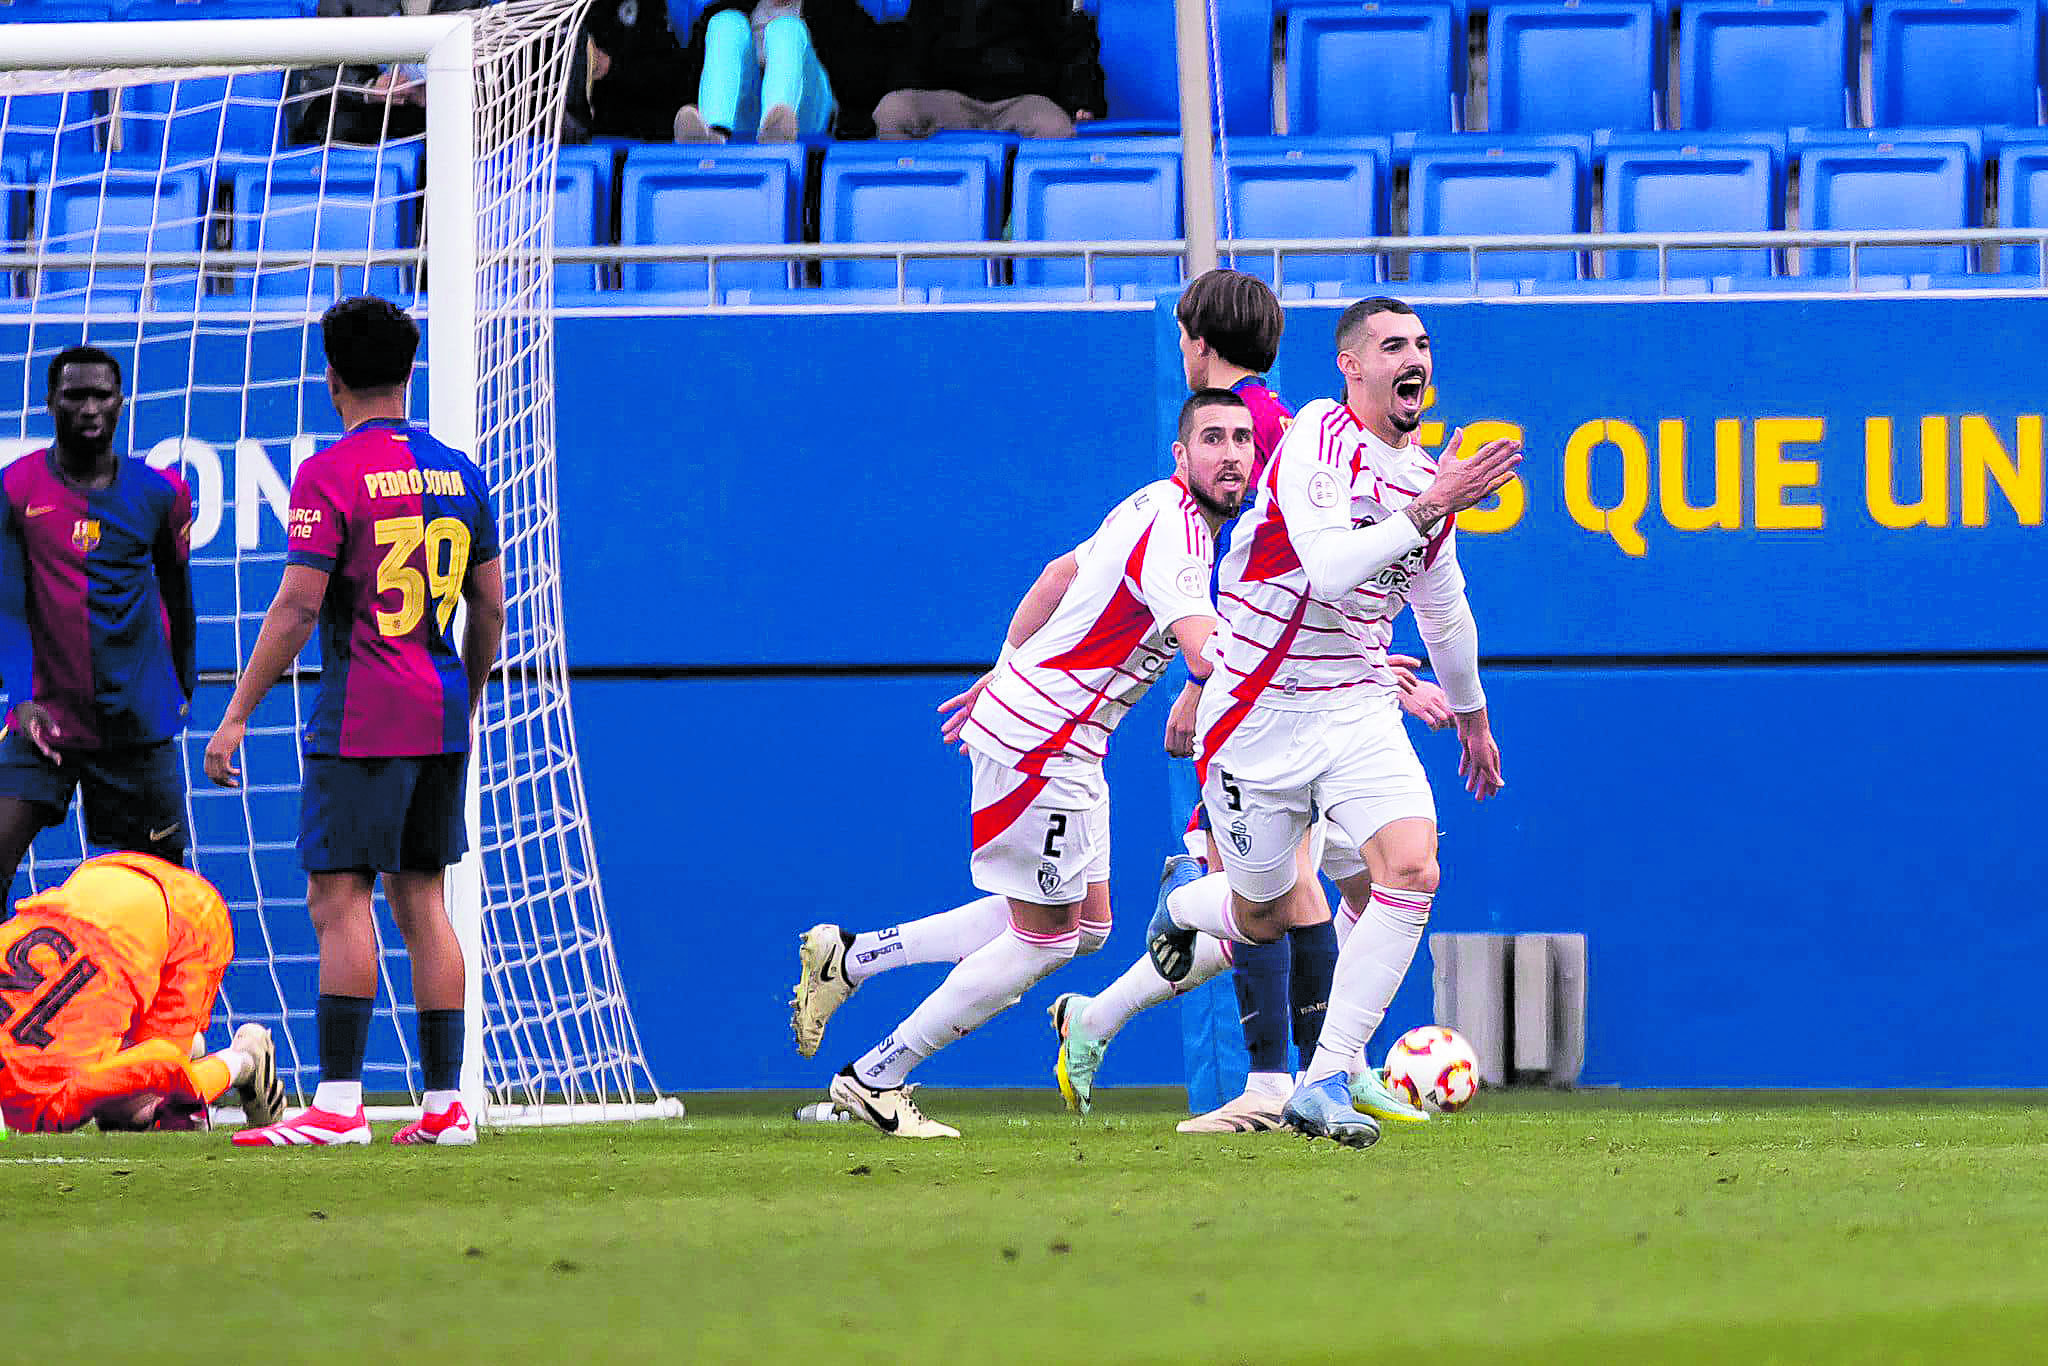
[1382, 1025, 1481, 1113]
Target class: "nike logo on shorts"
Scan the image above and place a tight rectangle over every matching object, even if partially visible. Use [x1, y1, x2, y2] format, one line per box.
[148, 823, 182, 843]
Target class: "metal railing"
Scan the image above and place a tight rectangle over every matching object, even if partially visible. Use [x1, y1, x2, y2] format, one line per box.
[7, 229, 2048, 307]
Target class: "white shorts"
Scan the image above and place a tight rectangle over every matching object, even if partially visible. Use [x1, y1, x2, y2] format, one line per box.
[968, 751, 1110, 906]
[1200, 700, 1432, 902]
[1310, 814, 1370, 885]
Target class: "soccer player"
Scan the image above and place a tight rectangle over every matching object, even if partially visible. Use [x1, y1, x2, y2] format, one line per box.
[0, 346, 196, 892]
[0, 852, 283, 1134]
[202, 297, 505, 1149]
[1149, 297, 1521, 1147]
[789, 390, 1251, 1137]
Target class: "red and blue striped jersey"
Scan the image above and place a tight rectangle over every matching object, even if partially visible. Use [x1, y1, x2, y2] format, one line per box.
[285, 419, 498, 758]
[0, 451, 195, 749]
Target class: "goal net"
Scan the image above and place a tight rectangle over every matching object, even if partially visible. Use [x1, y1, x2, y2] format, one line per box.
[0, 1, 671, 1124]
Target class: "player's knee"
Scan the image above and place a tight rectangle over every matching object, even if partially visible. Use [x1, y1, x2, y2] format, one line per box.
[1382, 856, 1439, 896]
[1075, 917, 1110, 956]
[1233, 893, 1291, 944]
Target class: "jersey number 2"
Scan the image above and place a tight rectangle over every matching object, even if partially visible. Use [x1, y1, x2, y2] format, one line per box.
[0, 926, 102, 1050]
[374, 515, 473, 637]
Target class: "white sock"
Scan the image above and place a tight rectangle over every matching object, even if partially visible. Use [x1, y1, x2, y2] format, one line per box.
[1166, 872, 1254, 943]
[313, 1079, 363, 1114]
[1306, 886, 1433, 1081]
[845, 894, 1010, 984]
[852, 923, 1080, 1088]
[1075, 917, 1112, 956]
[1076, 933, 1230, 1041]
[423, 1089, 461, 1117]
[1245, 1070, 1292, 1100]
[1332, 897, 1363, 949]
[218, 1047, 254, 1084]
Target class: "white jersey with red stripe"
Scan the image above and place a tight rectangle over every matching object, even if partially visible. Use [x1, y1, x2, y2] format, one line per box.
[1206, 397, 1465, 717]
[964, 477, 1216, 778]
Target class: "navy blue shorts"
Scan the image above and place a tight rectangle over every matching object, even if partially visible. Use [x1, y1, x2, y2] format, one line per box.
[0, 732, 186, 863]
[300, 753, 470, 874]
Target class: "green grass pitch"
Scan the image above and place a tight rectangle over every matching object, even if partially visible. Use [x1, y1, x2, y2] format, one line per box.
[5, 1088, 2047, 1363]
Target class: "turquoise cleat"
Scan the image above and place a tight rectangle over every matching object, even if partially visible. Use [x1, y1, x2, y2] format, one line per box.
[1283, 1073, 1383, 1149]
[1049, 993, 1108, 1116]
[1145, 854, 1205, 983]
[1351, 1067, 1430, 1125]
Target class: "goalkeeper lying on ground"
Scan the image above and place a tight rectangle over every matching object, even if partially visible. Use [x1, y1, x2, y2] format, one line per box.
[0, 853, 284, 1133]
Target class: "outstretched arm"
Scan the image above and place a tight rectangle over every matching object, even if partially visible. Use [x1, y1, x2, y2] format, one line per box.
[939, 552, 1078, 749]
[1289, 429, 1522, 601]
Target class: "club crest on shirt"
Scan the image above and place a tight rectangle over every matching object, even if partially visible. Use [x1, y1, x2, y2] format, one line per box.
[1228, 821, 1252, 857]
[1037, 860, 1062, 898]
[70, 518, 101, 552]
[1176, 565, 1206, 599]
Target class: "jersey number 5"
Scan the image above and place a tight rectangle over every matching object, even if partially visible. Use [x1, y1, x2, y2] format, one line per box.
[373, 514, 473, 638]
[0, 926, 102, 1050]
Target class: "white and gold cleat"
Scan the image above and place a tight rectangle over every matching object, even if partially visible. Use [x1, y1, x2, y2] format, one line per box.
[792, 924, 857, 1058]
[231, 1022, 285, 1127]
[1176, 1087, 1289, 1134]
[829, 1067, 960, 1139]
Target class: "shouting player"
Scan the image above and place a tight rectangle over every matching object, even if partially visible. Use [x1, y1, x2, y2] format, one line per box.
[1049, 272, 1455, 1132]
[0, 853, 283, 1134]
[0, 346, 196, 892]
[789, 390, 1251, 1138]
[1149, 297, 1521, 1148]
[204, 297, 505, 1148]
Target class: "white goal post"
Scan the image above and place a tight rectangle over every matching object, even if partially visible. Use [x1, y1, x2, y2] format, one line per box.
[0, 3, 675, 1126]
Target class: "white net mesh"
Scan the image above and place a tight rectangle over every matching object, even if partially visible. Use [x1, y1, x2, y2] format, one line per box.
[0, 0, 666, 1122]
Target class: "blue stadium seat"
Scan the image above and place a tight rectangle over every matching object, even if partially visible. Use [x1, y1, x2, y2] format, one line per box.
[819, 146, 996, 289]
[1011, 144, 1182, 288]
[919, 131, 1017, 210]
[554, 144, 615, 294]
[1217, 137, 1389, 289]
[0, 2, 112, 19]
[229, 147, 416, 301]
[118, 0, 317, 12]
[1089, 0, 1274, 134]
[1994, 140, 2048, 277]
[0, 7, 112, 176]
[37, 160, 205, 305]
[1602, 141, 1780, 280]
[1487, 2, 1660, 134]
[1800, 142, 1976, 277]
[119, 0, 312, 17]
[119, 70, 289, 159]
[1284, 2, 1461, 137]
[1406, 140, 1586, 282]
[1678, 0, 1854, 131]
[618, 145, 803, 297]
[1871, 0, 2041, 128]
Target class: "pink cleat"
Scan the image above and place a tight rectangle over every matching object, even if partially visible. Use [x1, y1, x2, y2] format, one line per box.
[233, 1105, 372, 1147]
[392, 1102, 476, 1147]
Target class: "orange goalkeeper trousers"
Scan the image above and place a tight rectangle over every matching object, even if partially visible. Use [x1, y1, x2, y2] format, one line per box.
[0, 1037, 231, 1134]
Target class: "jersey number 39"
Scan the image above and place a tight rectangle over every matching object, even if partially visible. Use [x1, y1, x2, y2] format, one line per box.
[373, 514, 473, 637]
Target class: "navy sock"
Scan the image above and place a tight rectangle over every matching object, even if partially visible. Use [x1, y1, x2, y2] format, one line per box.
[316, 992, 374, 1084]
[1288, 920, 1339, 1068]
[420, 1009, 465, 1093]
[1231, 936, 1292, 1075]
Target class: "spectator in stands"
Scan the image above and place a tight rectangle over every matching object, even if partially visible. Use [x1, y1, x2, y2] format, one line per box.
[670, 0, 895, 144]
[873, 0, 1106, 140]
[287, 0, 479, 145]
[579, 0, 692, 143]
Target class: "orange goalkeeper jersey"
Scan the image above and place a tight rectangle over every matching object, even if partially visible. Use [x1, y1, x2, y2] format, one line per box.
[0, 853, 232, 1089]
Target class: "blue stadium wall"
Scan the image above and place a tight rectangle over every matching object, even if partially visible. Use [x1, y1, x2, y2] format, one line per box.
[8, 297, 2045, 1091]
